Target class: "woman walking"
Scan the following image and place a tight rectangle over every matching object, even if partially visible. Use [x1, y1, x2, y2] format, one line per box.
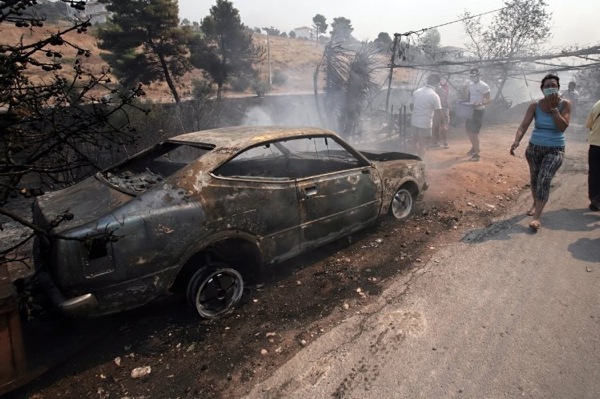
[510, 74, 571, 231]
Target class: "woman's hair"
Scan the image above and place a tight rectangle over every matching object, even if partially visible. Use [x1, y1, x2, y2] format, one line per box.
[540, 74, 560, 90]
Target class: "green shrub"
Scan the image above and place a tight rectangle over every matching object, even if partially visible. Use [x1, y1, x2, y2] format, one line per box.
[252, 80, 271, 97]
[191, 79, 214, 101]
[272, 69, 287, 86]
[230, 76, 251, 92]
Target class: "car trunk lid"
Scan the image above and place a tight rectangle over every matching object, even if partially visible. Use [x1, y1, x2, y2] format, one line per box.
[33, 175, 134, 233]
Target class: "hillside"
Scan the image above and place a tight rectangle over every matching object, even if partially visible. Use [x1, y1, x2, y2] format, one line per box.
[255, 34, 323, 94]
[0, 22, 319, 99]
[1, 22, 410, 101]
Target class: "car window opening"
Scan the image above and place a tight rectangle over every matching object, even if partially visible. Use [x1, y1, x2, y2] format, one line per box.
[215, 136, 365, 180]
[100, 142, 212, 193]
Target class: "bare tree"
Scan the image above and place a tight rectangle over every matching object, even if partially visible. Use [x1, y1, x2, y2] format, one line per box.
[1, 0, 145, 262]
[462, 0, 552, 100]
[577, 66, 600, 101]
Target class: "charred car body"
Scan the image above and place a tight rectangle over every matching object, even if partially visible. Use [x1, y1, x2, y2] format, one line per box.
[31, 126, 427, 318]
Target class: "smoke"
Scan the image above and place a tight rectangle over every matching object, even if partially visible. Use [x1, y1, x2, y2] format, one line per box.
[242, 106, 274, 125]
[237, 93, 410, 152]
[240, 94, 324, 127]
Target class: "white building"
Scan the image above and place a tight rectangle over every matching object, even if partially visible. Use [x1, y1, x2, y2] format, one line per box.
[84, 1, 111, 24]
[294, 26, 315, 40]
[60, 0, 111, 24]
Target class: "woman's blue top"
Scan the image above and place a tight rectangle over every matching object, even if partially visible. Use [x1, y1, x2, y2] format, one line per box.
[530, 102, 565, 147]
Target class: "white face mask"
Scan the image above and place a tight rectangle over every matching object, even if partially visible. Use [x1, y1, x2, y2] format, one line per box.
[543, 87, 559, 97]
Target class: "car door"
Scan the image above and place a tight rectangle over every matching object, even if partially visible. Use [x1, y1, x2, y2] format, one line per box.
[284, 136, 382, 251]
[210, 143, 301, 264]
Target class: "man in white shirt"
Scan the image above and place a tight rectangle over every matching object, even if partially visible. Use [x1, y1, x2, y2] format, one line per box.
[464, 68, 491, 161]
[562, 81, 580, 120]
[410, 74, 445, 157]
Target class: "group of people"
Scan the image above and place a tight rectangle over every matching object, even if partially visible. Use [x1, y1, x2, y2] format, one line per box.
[410, 69, 599, 232]
[410, 68, 490, 161]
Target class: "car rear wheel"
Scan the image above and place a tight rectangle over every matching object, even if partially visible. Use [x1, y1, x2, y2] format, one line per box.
[389, 187, 413, 220]
[186, 263, 244, 319]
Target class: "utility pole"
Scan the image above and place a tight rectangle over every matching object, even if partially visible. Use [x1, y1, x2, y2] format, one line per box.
[385, 34, 400, 113]
[263, 27, 273, 85]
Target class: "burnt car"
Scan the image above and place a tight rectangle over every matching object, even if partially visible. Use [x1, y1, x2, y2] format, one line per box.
[31, 126, 427, 319]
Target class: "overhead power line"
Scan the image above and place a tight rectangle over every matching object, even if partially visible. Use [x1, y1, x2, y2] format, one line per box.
[393, 7, 507, 38]
[384, 6, 509, 112]
[384, 7, 508, 111]
[400, 45, 600, 69]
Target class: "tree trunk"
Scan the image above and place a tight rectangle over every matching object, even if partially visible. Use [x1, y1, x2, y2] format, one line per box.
[494, 64, 511, 102]
[313, 58, 328, 128]
[157, 52, 181, 104]
[385, 35, 400, 113]
[216, 82, 223, 100]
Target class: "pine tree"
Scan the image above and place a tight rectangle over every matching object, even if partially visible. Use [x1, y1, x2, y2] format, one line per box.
[189, 0, 260, 99]
[97, 0, 191, 103]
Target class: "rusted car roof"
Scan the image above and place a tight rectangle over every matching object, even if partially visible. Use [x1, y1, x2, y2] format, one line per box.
[170, 125, 336, 153]
[169, 126, 344, 173]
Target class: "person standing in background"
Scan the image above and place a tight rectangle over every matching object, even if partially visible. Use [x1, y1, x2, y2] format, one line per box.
[562, 82, 580, 121]
[410, 74, 446, 158]
[585, 99, 600, 211]
[464, 68, 491, 161]
[430, 78, 450, 149]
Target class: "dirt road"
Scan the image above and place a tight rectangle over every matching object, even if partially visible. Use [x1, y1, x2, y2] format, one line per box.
[243, 128, 600, 398]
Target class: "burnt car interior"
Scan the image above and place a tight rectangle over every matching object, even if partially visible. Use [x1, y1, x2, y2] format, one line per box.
[214, 136, 370, 179]
[99, 142, 213, 193]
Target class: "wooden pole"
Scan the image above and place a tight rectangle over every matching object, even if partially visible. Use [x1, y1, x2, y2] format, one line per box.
[385, 34, 400, 113]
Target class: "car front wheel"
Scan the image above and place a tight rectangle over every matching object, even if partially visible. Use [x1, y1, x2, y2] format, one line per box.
[389, 187, 413, 220]
[186, 263, 244, 319]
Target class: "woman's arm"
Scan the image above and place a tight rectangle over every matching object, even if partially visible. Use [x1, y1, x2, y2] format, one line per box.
[510, 102, 536, 155]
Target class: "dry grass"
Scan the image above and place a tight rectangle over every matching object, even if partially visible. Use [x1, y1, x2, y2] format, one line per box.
[2, 22, 414, 100]
[1, 22, 107, 71]
[255, 34, 323, 93]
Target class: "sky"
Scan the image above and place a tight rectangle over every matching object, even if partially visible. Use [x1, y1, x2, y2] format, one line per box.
[178, 0, 599, 49]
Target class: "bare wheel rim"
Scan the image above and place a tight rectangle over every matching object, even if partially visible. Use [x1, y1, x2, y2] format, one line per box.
[391, 188, 413, 219]
[192, 268, 244, 318]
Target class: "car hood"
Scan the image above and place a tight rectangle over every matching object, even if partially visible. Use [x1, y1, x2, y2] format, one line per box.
[33, 175, 134, 233]
[359, 150, 422, 162]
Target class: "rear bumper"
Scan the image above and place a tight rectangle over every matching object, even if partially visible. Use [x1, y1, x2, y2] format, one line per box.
[58, 293, 99, 316]
[34, 269, 99, 317]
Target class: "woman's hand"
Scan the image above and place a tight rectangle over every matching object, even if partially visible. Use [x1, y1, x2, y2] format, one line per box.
[547, 93, 560, 108]
[510, 141, 519, 156]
